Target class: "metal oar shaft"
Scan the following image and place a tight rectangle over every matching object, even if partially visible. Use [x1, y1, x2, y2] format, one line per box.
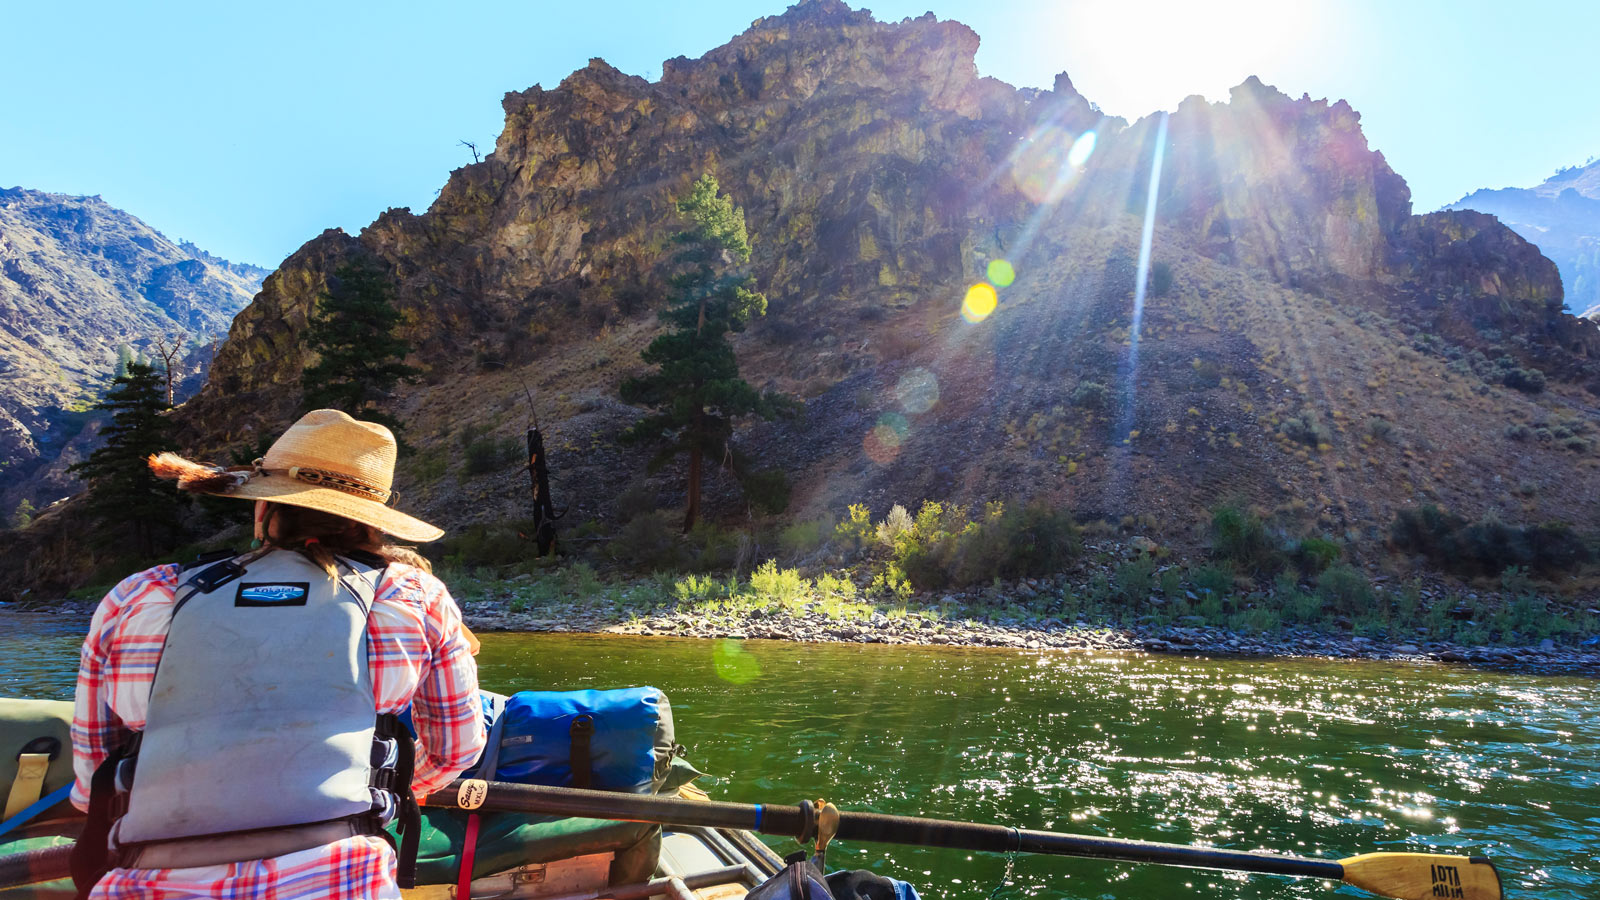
[430, 780, 1344, 880]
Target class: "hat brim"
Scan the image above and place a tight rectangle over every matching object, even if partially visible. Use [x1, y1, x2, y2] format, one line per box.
[204, 473, 444, 543]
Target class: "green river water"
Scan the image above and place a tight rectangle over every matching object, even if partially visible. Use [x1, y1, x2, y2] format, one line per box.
[3, 618, 1595, 900]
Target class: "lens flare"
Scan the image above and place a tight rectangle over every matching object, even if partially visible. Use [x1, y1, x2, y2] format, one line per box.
[1067, 129, 1097, 168]
[894, 368, 940, 415]
[864, 412, 910, 464]
[713, 640, 760, 684]
[961, 283, 998, 324]
[986, 259, 1016, 288]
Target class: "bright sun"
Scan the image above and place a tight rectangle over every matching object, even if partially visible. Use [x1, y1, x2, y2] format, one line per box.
[1039, 0, 1336, 119]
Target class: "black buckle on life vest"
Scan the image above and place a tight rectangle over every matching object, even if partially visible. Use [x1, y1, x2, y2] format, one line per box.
[188, 560, 246, 594]
[181, 549, 237, 571]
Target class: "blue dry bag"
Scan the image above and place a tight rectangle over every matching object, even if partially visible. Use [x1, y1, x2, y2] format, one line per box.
[467, 687, 679, 794]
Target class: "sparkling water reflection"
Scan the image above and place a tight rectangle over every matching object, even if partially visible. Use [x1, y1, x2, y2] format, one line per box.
[4, 621, 1595, 899]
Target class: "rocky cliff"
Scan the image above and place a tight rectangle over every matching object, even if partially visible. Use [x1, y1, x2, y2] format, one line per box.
[1448, 158, 1600, 315]
[0, 188, 267, 513]
[18, 0, 1600, 591]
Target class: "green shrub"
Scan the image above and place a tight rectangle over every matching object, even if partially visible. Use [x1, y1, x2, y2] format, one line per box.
[1315, 564, 1374, 617]
[1070, 381, 1110, 411]
[674, 573, 727, 604]
[1148, 261, 1174, 298]
[686, 522, 742, 572]
[1190, 564, 1233, 596]
[814, 571, 857, 600]
[412, 446, 447, 482]
[464, 435, 522, 475]
[1366, 418, 1395, 442]
[778, 520, 826, 557]
[1210, 505, 1283, 574]
[874, 500, 1080, 592]
[609, 511, 685, 571]
[1112, 557, 1156, 604]
[1504, 423, 1534, 442]
[431, 521, 536, 569]
[1502, 367, 1546, 394]
[1292, 537, 1342, 575]
[1278, 409, 1331, 447]
[1389, 505, 1592, 576]
[747, 560, 809, 605]
[739, 468, 791, 514]
[834, 504, 874, 550]
[613, 481, 657, 520]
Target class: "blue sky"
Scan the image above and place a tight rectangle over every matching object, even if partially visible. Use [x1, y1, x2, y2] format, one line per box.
[4, 0, 1597, 268]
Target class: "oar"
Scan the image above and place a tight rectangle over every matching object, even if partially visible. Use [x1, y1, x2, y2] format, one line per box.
[432, 779, 1502, 900]
[0, 778, 1503, 900]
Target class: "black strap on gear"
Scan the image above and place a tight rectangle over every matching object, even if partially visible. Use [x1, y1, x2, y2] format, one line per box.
[70, 733, 138, 899]
[377, 713, 421, 889]
[568, 715, 595, 790]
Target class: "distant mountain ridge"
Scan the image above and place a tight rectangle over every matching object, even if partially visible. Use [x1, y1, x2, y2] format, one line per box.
[10, 0, 1600, 597]
[0, 187, 268, 512]
[1447, 158, 1600, 314]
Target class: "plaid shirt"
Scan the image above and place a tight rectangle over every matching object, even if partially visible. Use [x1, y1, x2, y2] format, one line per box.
[72, 559, 487, 900]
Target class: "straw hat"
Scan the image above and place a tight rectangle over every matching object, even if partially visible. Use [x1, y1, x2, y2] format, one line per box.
[148, 409, 443, 543]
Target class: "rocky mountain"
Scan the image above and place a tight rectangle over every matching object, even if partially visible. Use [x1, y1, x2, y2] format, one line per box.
[12, 0, 1600, 592]
[0, 188, 267, 513]
[1447, 158, 1600, 315]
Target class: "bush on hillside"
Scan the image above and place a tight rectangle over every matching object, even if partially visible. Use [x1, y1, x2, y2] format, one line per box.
[1278, 409, 1332, 447]
[875, 500, 1080, 592]
[1070, 381, 1110, 411]
[1210, 505, 1283, 575]
[1389, 505, 1592, 576]
[1315, 563, 1374, 616]
[1292, 537, 1342, 575]
[1148, 261, 1174, 298]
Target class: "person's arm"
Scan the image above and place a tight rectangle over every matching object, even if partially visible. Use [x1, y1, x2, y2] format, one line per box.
[69, 571, 154, 811]
[408, 576, 487, 797]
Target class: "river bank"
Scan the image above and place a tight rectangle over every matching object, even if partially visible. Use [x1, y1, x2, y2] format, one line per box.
[16, 540, 1600, 674]
[457, 595, 1600, 674]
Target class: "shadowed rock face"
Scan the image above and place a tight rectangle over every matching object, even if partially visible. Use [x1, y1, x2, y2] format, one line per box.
[1449, 158, 1600, 315]
[7, 0, 1578, 595]
[0, 187, 267, 511]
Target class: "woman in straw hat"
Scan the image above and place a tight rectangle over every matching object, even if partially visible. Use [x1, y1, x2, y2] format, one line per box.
[69, 409, 487, 900]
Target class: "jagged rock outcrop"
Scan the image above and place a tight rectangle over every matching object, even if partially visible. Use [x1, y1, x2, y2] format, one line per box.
[0, 188, 267, 512]
[13, 0, 1600, 596]
[1448, 158, 1600, 314]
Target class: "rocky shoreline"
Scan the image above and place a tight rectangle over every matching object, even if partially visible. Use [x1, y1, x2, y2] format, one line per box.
[17, 589, 1597, 676]
[460, 601, 1600, 675]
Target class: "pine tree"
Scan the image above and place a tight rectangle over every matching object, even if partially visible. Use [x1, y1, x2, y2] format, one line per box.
[68, 363, 180, 556]
[8, 498, 34, 530]
[302, 259, 418, 431]
[620, 174, 791, 531]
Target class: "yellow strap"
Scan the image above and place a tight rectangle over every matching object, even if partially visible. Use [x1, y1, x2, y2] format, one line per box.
[4, 752, 51, 819]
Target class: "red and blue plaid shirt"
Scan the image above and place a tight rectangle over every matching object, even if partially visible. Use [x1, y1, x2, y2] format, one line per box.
[72, 560, 487, 900]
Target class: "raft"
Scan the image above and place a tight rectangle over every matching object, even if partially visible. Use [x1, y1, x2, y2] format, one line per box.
[0, 699, 783, 900]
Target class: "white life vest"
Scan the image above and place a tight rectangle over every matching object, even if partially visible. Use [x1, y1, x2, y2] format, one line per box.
[110, 549, 403, 869]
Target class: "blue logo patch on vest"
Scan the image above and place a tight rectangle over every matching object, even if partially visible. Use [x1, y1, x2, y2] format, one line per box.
[235, 582, 310, 607]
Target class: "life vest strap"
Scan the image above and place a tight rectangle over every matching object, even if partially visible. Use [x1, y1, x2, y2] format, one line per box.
[3, 753, 51, 819]
[117, 816, 381, 870]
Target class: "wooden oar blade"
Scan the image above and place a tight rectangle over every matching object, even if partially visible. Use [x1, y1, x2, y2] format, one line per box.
[1339, 852, 1502, 900]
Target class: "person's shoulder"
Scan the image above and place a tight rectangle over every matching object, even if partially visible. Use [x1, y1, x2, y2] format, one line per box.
[112, 563, 181, 600]
[95, 563, 181, 619]
[377, 561, 450, 605]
